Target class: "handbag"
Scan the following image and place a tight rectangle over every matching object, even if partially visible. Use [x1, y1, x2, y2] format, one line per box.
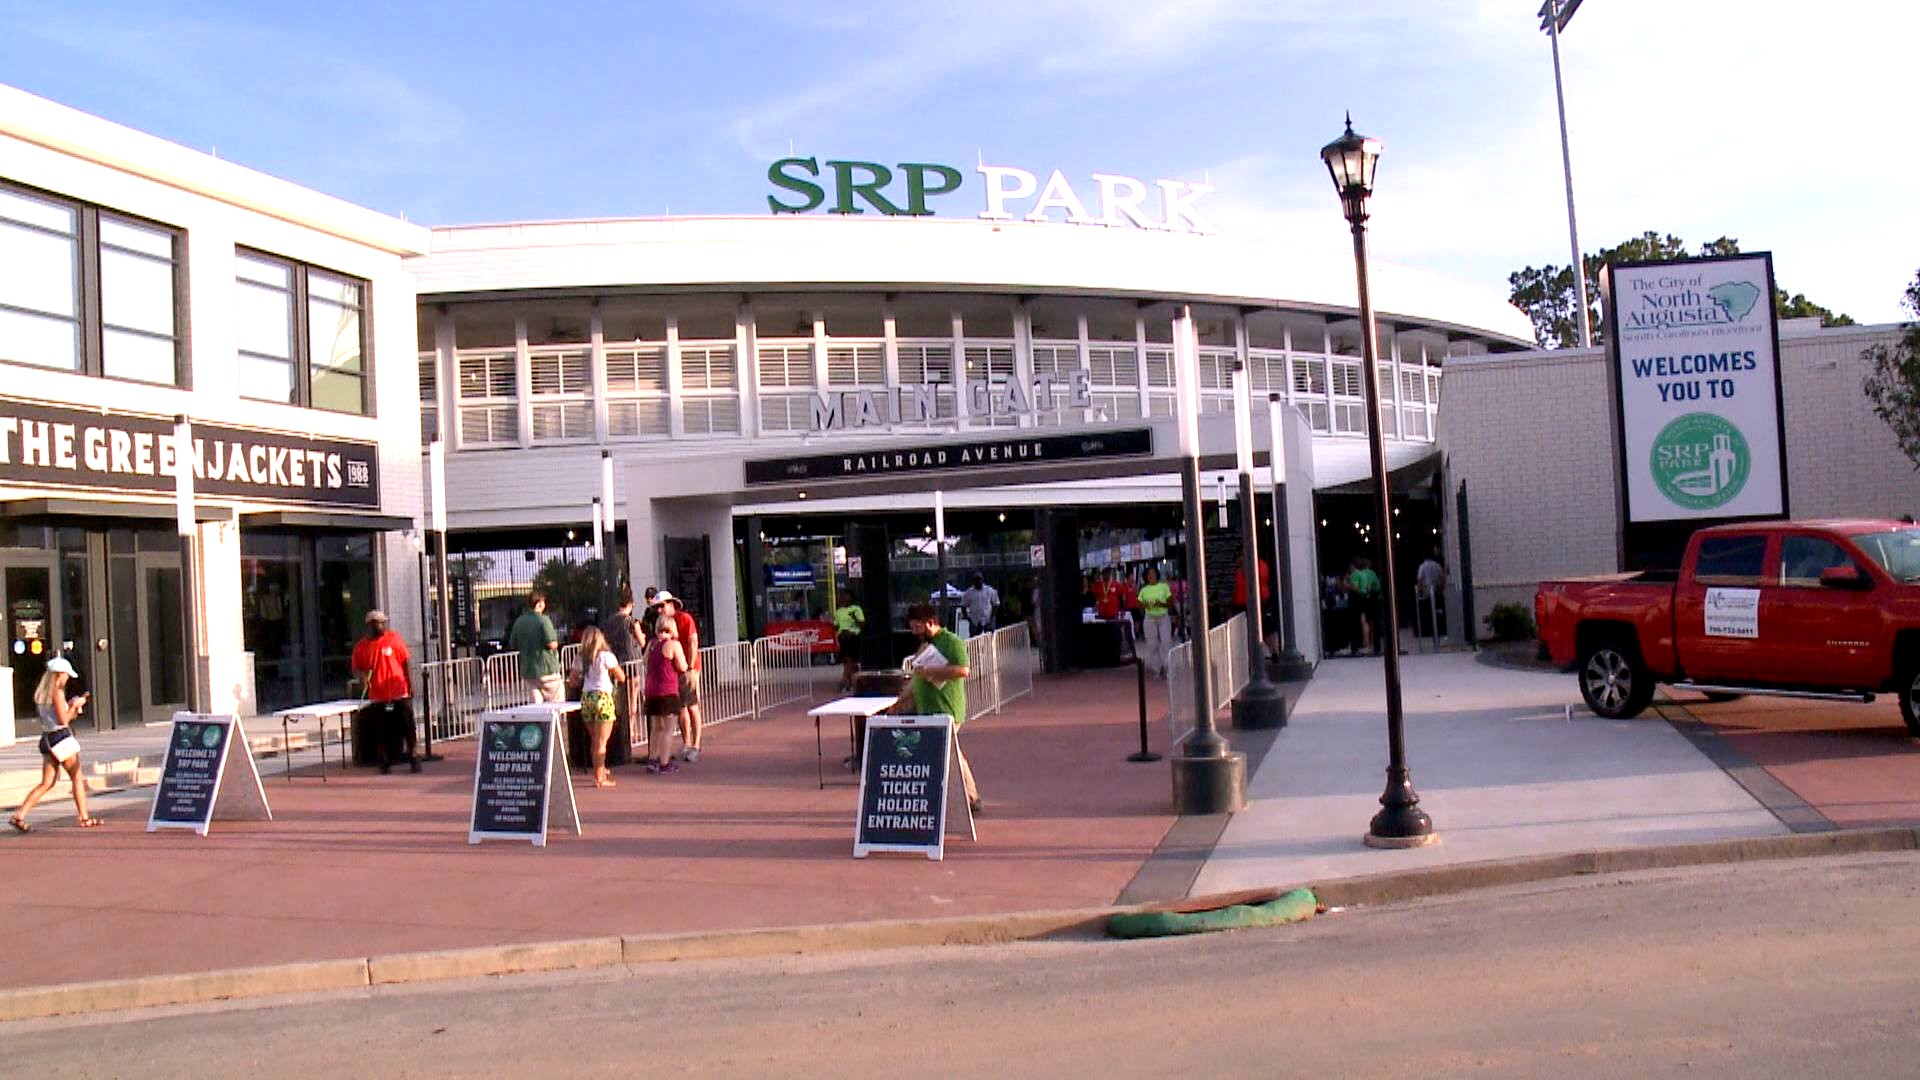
[41, 726, 79, 763]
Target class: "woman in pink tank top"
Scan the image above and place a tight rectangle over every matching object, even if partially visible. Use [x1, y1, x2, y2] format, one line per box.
[643, 620, 689, 773]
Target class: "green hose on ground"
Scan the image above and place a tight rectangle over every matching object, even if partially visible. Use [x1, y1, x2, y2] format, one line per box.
[1106, 887, 1319, 939]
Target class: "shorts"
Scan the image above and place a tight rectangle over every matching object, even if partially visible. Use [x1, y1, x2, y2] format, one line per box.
[644, 693, 682, 718]
[527, 674, 564, 703]
[838, 631, 860, 657]
[679, 677, 701, 707]
[580, 690, 616, 725]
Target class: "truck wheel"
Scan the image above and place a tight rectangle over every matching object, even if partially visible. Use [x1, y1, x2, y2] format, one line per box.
[1579, 637, 1653, 719]
[1900, 661, 1920, 737]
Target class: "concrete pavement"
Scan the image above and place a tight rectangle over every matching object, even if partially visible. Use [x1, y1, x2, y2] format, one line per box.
[1192, 652, 1787, 895]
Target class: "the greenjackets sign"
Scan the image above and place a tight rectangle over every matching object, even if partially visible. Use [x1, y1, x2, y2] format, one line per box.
[768, 157, 1214, 233]
[0, 398, 380, 509]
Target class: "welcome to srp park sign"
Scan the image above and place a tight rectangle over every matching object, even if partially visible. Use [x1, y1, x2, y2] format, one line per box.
[767, 156, 1216, 233]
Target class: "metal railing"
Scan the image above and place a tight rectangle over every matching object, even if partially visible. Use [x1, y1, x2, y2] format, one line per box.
[752, 630, 824, 714]
[1165, 613, 1249, 747]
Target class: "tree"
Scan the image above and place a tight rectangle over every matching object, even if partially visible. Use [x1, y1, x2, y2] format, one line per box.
[531, 555, 608, 632]
[1863, 269, 1920, 471]
[1507, 232, 1853, 348]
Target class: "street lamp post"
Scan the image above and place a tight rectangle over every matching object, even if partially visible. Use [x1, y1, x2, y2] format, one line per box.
[1266, 393, 1313, 680]
[1322, 117, 1436, 848]
[1229, 359, 1286, 729]
[427, 438, 454, 764]
[601, 450, 618, 614]
[172, 416, 202, 714]
[1541, 0, 1591, 347]
[1169, 305, 1247, 814]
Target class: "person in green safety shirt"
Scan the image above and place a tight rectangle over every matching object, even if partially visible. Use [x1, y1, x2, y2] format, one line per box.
[509, 589, 563, 701]
[1135, 566, 1174, 679]
[1346, 556, 1383, 656]
[899, 601, 978, 813]
[833, 599, 865, 693]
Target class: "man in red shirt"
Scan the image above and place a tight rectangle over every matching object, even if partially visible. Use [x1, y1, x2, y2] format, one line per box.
[350, 610, 418, 774]
[660, 594, 704, 763]
[1094, 570, 1123, 621]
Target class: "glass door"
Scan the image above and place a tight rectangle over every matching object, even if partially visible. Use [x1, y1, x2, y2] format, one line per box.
[3, 557, 62, 737]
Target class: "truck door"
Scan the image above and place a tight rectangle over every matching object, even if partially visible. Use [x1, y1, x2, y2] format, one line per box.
[1761, 533, 1882, 689]
[1674, 532, 1769, 682]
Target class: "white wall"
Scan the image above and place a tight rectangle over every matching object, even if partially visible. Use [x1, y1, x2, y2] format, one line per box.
[1439, 322, 1916, 618]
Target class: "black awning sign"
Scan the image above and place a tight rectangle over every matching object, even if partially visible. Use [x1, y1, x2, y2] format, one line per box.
[746, 427, 1154, 487]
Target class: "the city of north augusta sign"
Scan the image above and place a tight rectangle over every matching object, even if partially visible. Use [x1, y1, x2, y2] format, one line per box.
[767, 156, 1215, 233]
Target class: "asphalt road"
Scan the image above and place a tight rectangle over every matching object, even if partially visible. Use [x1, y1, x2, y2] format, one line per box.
[12, 852, 1920, 1078]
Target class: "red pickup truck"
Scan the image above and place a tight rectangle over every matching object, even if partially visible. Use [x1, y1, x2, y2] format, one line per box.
[1536, 520, 1920, 730]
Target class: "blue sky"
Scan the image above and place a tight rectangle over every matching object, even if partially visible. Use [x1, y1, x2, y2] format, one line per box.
[4, 0, 1916, 323]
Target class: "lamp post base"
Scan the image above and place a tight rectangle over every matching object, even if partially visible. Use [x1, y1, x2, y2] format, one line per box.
[1271, 649, 1314, 682]
[1230, 679, 1288, 730]
[1363, 829, 1439, 849]
[1171, 752, 1248, 815]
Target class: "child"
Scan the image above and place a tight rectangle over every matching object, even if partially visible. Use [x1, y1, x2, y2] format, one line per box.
[577, 626, 626, 787]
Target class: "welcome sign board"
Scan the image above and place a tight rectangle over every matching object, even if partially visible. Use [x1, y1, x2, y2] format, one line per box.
[1605, 254, 1788, 524]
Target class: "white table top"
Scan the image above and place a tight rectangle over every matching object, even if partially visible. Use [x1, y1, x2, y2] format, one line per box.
[274, 699, 368, 719]
[807, 695, 900, 719]
[489, 701, 582, 719]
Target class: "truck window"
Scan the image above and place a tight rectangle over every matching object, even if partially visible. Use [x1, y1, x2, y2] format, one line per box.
[1694, 535, 1767, 586]
[1851, 528, 1920, 583]
[1778, 537, 1859, 587]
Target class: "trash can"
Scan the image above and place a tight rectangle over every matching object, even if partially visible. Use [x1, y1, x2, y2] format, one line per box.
[846, 669, 911, 767]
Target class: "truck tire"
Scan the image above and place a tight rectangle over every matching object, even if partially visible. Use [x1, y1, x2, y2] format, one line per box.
[1900, 659, 1920, 738]
[1579, 635, 1654, 720]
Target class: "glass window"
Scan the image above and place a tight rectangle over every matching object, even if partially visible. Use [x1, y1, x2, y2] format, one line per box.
[0, 186, 182, 383]
[1850, 528, 1920, 583]
[1694, 535, 1767, 585]
[1778, 537, 1861, 587]
[238, 252, 370, 415]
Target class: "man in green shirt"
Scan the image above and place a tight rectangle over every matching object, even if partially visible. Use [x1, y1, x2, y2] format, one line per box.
[1135, 567, 1174, 679]
[901, 601, 978, 813]
[509, 589, 563, 702]
[1346, 557, 1383, 656]
[833, 600, 865, 693]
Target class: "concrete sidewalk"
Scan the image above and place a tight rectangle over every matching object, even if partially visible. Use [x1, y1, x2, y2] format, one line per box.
[1192, 652, 1788, 895]
[2, 714, 347, 809]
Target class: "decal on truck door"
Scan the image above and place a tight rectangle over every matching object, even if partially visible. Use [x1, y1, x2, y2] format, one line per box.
[1704, 587, 1760, 639]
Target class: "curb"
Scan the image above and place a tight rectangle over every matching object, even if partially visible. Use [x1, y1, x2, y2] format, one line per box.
[4, 827, 1917, 1023]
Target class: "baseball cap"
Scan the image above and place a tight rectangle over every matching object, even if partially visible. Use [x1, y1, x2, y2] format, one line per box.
[654, 590, 676, 605]
[45, 657, 77, 677]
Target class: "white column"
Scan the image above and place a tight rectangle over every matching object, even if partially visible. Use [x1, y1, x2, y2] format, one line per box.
[739, 301, 761, 436]
[435, 310, 457, 452]
[1075, 313, 1092, 425]
[881, 303, 901, 431]
[590, 305, 609, 445]
[1132, 311, 1150, 419]
[513, 317, 532, 449]
[1013, 300, 1035, 429]
[198, 520, 250, 716]
[665, 315, 685, 438]
[950, 310, 969, 427]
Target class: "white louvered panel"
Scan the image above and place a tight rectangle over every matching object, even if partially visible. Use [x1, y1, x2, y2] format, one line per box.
[1148, 393, 1175, 418]
[1399, 367, 1427, 405]
[1427, 370, 1442, 407]
[756, 343, 811, 388]
[894, 388, 957, 425]
[1334, 401, 1368, 434]
[1291, 357, 1328, 396]
[1199, 395, 1233, 415]
[681, 345, 737, 391]
[1248, 350, 1285, 393]
[529, 349, 587, 396]
[530, 401, 592, 442]
[757, 393, 814, 433]
[457, 351, 515, 399]
[1330, 358, 1363, 398]
[420, 408, 439, 445]
[459, 405, 516, 445]
[1031, 343, 1078, 378]
[682, 396, 742, 435]
[1087, 346, 1138, 388]
[1378, 404, 1398, 438]
[1403, 408, 1431, 441]
[964, 344, 1014, 380]
[1089, 392, 1142, 421]
[1304, 401, 1331, 432]
[1144, 348, 1174, 388]
[825, 343, 884, 386]
[607, 398, 670, 438]
[418, 353, 437, 403]
[897, 342, 952, 384]
[1197, 349, 1234, 390]
[606, 346, 666, 393]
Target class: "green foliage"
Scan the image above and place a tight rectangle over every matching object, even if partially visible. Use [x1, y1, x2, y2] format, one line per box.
[531, 555, 608, 630]
[1507, 232, 1853, 348]
[1483, 601, 1537, 643]
[1862, 269, 1920, 471]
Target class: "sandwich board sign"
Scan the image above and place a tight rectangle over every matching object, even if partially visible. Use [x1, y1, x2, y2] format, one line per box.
[853, 713, 974, 861]
[469, 707, 581, 846]
[147, 713, 273, 836]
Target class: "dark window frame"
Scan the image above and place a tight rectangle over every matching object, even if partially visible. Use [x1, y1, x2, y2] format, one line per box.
[1694, 534, 1769, 586]
[234, 247, 375, 417]
[0, 177, 190, 389]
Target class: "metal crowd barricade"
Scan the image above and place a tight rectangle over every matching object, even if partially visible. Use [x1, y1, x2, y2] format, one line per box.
[751, 630, 821, 716]
[698, 641, 755, 727]
[1165, 613, 1249, 747]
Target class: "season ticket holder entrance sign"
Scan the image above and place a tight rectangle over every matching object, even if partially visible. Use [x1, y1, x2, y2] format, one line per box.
[853, 714, 973, 860]
[469, 709, 581, 846]
[146, 714, 272, 836]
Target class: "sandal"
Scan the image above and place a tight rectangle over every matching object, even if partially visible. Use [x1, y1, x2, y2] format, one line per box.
[8, 817, 29, 834]
[78, 817, 102, 828]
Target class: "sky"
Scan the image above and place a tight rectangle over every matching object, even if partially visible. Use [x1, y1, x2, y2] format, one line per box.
[3, 0, 1916, 325]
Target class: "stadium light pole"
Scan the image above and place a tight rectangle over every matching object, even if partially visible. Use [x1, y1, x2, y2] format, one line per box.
[1542, 0, 1592, 347]
[1323, 116, 1435, 849]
